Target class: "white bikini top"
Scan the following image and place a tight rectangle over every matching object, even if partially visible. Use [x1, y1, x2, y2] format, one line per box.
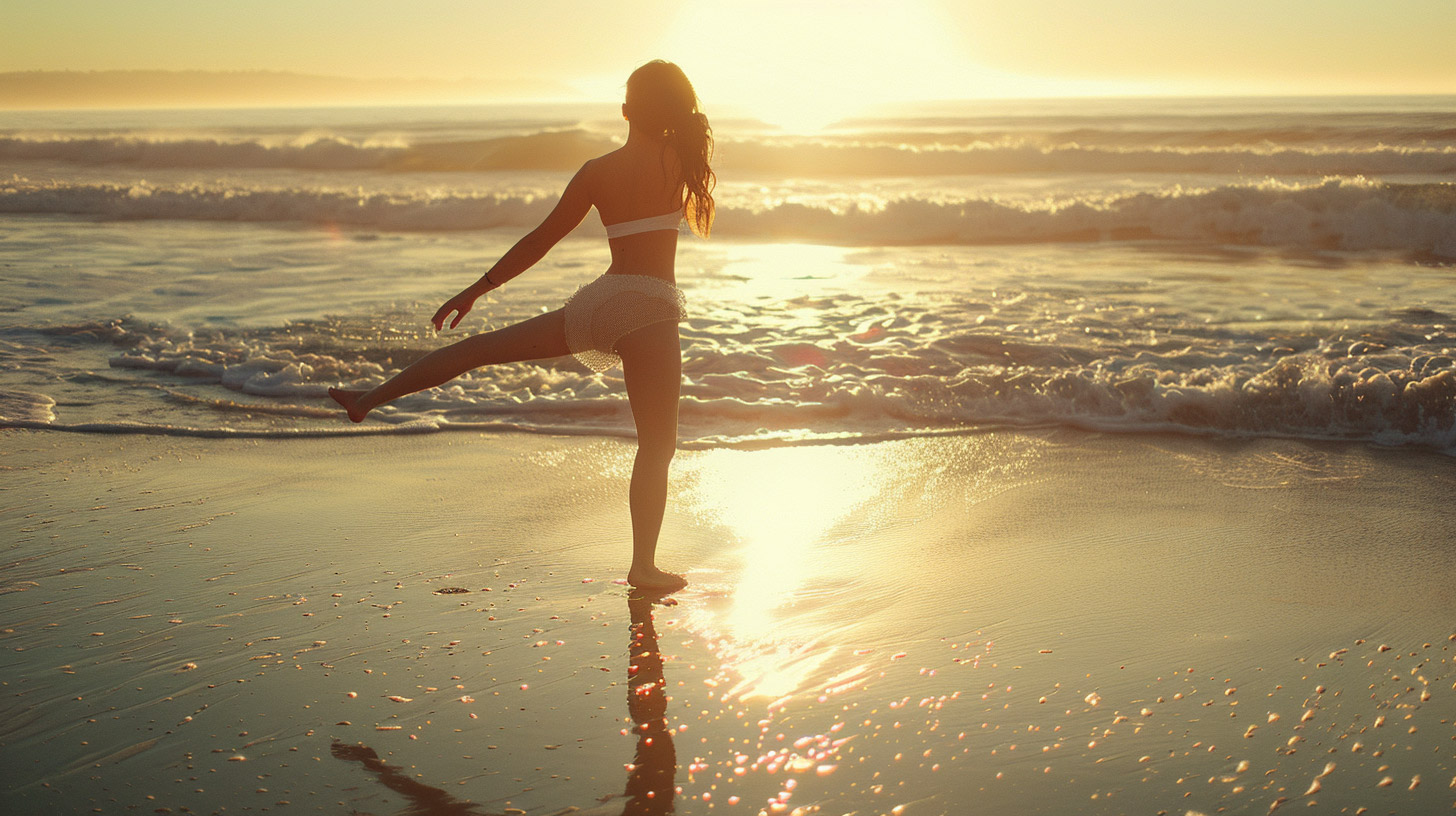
[604, 210, 683, 239]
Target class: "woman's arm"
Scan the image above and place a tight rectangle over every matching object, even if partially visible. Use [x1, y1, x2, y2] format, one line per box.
[433, 162, 596, 331]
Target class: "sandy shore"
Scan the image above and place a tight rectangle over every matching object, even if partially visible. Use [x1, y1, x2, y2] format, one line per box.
[2, 428, 1454, 815]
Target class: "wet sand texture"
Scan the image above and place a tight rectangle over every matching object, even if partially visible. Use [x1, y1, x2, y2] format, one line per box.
[3, 429, 1454, 815]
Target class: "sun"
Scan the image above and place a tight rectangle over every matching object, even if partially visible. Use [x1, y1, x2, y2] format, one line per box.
[655, 0, 983, 131]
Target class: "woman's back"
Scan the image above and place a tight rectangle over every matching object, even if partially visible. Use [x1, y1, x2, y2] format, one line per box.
[591, 142, 685, 281]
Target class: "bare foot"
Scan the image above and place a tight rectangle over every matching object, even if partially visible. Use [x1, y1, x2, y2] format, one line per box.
[328, 387, 369, 423]
[627, 567, 687, 593]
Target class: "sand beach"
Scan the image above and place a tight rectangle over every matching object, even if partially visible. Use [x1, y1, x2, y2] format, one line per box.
[4, 428, 1454, 815]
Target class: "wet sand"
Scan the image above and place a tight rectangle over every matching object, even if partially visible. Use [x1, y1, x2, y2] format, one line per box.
[2, 429, 1454, 815]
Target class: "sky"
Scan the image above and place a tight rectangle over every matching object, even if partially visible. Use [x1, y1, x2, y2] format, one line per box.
[2, 0, 1453, 124]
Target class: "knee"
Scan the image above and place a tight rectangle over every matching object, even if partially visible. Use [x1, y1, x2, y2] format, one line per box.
[636, 437, 676, 469]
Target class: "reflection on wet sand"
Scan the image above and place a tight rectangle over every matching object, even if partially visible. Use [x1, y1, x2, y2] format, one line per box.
[684, 446, 885, 702]
[622, 592, 678, 815]
[330, 740, 501, 816]
[331, 593, 680, 816]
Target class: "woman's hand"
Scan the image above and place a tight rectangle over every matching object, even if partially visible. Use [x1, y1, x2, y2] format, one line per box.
[432, 289, 480, 332]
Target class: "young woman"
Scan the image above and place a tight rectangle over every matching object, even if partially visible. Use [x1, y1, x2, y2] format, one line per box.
[329, 60, 714, 593]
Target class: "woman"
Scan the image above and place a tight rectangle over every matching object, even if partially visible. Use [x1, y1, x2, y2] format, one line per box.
[329, 60, 713, 593]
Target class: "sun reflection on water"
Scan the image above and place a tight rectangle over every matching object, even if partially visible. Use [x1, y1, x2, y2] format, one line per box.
[684, 445, 884, 701]
[709, 243, 864, 297]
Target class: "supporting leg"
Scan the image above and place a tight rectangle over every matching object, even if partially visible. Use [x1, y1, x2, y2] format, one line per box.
[617, 320, 686, 591]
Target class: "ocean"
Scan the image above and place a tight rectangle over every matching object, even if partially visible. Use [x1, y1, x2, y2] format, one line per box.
[3, 95, 1455, 451]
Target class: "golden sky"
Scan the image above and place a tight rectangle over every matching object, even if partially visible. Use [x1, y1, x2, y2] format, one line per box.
[3, 0, 1452, 121]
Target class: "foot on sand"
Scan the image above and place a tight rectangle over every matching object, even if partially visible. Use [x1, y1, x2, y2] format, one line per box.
[627, 567, 688, 593]
[328, 387, 369, 423]
[330, 741, 380, 763]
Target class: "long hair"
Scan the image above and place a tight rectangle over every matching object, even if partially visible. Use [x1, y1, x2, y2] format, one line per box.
[625, 60, 715, 238]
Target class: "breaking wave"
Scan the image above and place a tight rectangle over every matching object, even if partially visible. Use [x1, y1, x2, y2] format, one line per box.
[3, 176, 1452, 256]
[5, 307, 1454, 453]
[4, 129, 1455, 177]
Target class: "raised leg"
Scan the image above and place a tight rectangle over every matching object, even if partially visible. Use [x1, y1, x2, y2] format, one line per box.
[617, 320, 686, 591]
[330, 308, 570, 422]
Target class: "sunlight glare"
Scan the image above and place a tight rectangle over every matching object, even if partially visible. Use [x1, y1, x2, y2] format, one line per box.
[657, 0, 978, 131]
[721, 244, 863, 296]
[685, 446, 879, 699]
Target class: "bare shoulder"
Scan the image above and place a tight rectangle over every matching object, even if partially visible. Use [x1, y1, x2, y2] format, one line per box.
[575, 156, 602, 184]
[583, 147, 630, 177]
[564, 156, 608, 203]
[576, 148, 635, 185]
[575, 151, 626, 206]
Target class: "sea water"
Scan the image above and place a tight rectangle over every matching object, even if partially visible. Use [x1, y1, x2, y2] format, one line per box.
[2, 95, 1454, 451]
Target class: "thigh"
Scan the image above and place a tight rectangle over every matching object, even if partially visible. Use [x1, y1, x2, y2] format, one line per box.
[446, 307, 570, 366]
[617, 321, 682, 446]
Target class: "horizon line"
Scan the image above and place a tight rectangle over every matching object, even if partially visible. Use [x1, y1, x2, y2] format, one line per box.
[1, 69, 1452, 114]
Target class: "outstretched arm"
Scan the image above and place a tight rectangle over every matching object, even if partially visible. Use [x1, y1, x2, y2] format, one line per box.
[433, 162, 596, 330]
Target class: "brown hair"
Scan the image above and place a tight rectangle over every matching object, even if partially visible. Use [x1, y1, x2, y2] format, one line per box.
[625, 60, 715, 237]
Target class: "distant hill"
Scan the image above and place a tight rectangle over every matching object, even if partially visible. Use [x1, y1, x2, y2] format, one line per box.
[0, 70, 580, 110]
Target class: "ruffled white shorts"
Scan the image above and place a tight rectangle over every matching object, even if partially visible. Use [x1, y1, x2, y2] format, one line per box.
[563, 274, 686, 372]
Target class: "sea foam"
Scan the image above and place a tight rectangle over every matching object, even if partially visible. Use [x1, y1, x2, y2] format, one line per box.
[7, 305, 1453, 453]
[3, 176, 1452, 256]
[4, 129, 1455, 176]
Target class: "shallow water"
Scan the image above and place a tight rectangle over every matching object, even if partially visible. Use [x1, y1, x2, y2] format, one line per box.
[3, 96, 1455, 453]
[3, 218, 1454, 452]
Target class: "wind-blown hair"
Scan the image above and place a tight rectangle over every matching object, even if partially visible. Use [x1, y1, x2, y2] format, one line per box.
[625, 60, 715, 238]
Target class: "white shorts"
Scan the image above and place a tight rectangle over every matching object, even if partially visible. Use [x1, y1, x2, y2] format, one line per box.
[563, 274, 686, 372]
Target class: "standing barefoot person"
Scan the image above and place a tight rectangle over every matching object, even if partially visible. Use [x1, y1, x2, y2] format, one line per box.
[329, 60, 713, 593]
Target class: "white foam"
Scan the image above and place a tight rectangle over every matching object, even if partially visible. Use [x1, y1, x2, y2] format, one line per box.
[3, 176, 1452, 257]
[0, 177, 556, 232]
[38, 308, 1441, 454]
[4, 129, 1453, 176]
[0, 129, 618, 173]
[0, 390, 56, 423]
